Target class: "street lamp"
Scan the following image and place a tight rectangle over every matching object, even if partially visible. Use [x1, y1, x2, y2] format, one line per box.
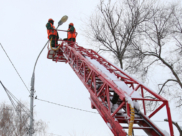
[29, 15, 68, 136]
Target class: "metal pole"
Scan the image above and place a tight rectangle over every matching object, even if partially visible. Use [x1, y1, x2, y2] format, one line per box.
[29, 72, 35, 136]
[29, 40, 48, 136]
[28, 16, 68, 135]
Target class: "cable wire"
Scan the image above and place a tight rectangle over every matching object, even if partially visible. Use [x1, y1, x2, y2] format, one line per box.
[0, 43, 30, 93]
[0, 81, 33, 134]
[35, 97, 182, 123]
[0, 81, 33, 120]
[153, 120, 182, 122]
[35, 97, 98, 114]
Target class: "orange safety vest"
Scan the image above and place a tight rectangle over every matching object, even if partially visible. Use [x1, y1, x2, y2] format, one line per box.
[68, 27, 76, 39]
[47, 23, 57, 39]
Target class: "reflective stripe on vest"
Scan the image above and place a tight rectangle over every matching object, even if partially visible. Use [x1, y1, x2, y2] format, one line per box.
[68, 28, 76, 39]
[47, 23, 57, 39]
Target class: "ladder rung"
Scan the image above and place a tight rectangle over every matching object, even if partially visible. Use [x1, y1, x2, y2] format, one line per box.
[122, 127, 153, 129]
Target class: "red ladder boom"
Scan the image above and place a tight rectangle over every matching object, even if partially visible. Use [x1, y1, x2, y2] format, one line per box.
[47, 41, 174, 136]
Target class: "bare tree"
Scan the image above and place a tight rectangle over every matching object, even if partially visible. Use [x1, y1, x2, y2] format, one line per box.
[126, 2, 182, 110]
[83, 0, 156, 69]
[0, 103, 14, 136]
[34, 120, 47, 136]
[83, 0, 182, 114]
[82, 0, 158, 105]
[0, 102, 47, 136]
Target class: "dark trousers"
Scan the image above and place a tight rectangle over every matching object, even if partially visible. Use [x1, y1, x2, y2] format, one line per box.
[49, 35, 58, 47]
[111, 92, 119, 104]
[68, 38, 75, 42]
[63, 38, 75, 46]
[63, 38, 75, 42]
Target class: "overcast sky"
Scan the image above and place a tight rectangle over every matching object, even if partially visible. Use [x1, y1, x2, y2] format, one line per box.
[0, 0, 181, 136]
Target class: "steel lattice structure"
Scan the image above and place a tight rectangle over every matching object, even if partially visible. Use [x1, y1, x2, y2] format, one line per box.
[47, 41, 174, 136]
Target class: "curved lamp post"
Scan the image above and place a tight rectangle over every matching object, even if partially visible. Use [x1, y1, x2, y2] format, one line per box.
[29, 16, 68, 136]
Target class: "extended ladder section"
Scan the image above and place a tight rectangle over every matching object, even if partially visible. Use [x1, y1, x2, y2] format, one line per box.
[47, 41, 174, 136]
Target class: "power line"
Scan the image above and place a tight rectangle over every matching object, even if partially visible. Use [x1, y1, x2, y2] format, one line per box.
[36, 97, 182, 123]
[0, 43, 30, 93]
[35, 97, 99, 114]
[152, 120, 182, 122]
[0, 81, 33, 119]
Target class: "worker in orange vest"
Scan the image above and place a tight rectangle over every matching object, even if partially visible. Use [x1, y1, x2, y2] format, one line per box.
[46, 18, 59, 47]
[64, 23, 76, 43]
